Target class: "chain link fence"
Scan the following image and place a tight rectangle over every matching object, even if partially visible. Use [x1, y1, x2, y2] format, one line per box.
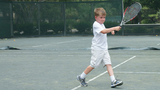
[1, 0, 160, 38]
[2, 1, 160, 38]
[0, 0, 123, 37]
[0, 2, 12, 38]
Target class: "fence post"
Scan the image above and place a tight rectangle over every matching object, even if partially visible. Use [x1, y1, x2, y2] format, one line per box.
[91, 3, 94, 23]
[38, 3, 40, 36]
[62, 3, 66, 36]
[10, 2, 13, 37]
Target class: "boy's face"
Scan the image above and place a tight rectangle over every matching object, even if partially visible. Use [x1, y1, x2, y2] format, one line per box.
[95, 15, 106, 24]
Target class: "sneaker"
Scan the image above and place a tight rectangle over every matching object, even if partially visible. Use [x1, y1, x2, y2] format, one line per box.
[77, 75, 88, 87]
[111, 79, 123, 88]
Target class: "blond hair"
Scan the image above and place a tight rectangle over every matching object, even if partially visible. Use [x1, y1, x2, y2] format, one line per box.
[94, 8, 106, 16]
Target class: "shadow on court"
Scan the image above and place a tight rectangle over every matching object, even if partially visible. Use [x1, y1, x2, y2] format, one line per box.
[0, 36, 160, 90]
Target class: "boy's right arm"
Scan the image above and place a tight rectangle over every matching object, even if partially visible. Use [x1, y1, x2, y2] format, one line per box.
[101, 26, 121, 34]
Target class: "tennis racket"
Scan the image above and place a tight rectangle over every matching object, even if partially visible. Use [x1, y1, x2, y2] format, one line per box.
[115, 2, 142, 33]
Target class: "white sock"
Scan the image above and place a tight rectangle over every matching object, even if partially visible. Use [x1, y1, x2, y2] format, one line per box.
[80, 72, 86, 79]
[110, 75, 115, 82]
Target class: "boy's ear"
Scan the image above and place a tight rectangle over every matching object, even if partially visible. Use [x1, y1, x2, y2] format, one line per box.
[95, 16, 97, 19]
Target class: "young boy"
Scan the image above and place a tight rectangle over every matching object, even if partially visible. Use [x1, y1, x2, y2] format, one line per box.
[77, 8, 123, 88]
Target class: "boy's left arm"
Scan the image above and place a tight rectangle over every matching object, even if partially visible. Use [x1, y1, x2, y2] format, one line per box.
[111, 31, 115, 35]
[100, 26, 121, 34]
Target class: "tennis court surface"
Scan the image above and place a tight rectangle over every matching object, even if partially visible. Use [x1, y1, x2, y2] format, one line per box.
[0, 36, 160, 90]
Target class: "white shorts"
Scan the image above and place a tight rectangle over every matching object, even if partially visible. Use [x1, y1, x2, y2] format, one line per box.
[90, 49, 111, 68]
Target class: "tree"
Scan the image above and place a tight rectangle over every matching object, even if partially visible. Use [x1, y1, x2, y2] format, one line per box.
[140, 0, 160, 11]
[139, 0, 160, 23]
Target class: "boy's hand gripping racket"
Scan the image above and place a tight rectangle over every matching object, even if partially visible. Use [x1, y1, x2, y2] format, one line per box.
[115, 2, 142, 33]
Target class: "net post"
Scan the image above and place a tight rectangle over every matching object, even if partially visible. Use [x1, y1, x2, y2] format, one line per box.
[153, 26, 155, 35]
[122, 26, 124, 36]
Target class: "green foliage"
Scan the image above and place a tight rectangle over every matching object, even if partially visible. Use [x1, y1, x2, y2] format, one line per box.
[93, 2, 121, 16]
[140, 8, 158, 24]
[13, 3, 38, 24]
[40, 21, 64, 35]
[52, 21, 64, 34]
[13, 23, 36, 36]
[73, 21, 92, 34]
[104, 21, 119, 28]
[140, 0, 160, 11]
[141, 19, 149, 24]
[40, 3, 62, 23]
[40, 22, 51, 35]
[12, 1, 122, 36]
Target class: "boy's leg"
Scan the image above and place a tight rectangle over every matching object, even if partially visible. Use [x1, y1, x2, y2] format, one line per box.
[80, 66, 94, 79]
[77, 66, 94, 87]
[106, 64, 115, 81]
[106, 64, 123, 88]
[77, 49, 101, 86]
[84, 66, 94, 75]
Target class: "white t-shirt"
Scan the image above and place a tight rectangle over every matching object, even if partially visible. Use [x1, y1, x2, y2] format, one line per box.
[91, 21, 108, 50]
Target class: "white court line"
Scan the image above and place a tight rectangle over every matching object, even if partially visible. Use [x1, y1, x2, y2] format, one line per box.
[114, 71, 160, 74]
[71, 56, 136, 90]
[32, 39, 89, 47]
[157, 43, 160, 46]
[0, 55, 90, 57]
[56, 40, 81, 44]
[32, 44, 49, 47]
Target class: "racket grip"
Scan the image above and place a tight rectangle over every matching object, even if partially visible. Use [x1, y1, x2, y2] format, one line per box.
[115, 25, 122, 34]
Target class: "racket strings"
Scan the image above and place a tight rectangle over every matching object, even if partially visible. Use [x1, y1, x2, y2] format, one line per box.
[123, 3, 142, 23]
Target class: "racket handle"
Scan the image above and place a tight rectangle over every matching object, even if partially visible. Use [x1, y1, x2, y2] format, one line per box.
[115, 25, 122, 34]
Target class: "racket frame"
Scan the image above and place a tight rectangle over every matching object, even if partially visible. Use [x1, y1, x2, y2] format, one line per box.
[120, 2, 142, 26]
